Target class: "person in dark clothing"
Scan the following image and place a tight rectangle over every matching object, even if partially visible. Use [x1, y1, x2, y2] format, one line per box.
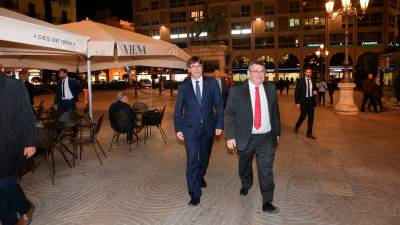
[369, 76, 383, 111]
[214, 69, 229, 108]
[395, 75, 400, 105]
[0, 75, 37, 225]
[108, 92, 136, 143]
[18, 72, 36, 106]
[294, 67, 318, 139]
[284, 78, 290, 95]
[327, 76, 336, 105]
[360, 73, 378, 112]
[277, 78, 285, 95]
[54, 69, 82, 116]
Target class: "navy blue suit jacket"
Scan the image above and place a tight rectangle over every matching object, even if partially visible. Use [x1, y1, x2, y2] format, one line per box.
[174, 76, 224, 138]
[55, 77, 82, 105]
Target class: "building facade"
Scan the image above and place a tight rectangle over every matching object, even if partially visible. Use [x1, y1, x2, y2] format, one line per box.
[133, 0, 399, 81]
[0, 0, 76, 24]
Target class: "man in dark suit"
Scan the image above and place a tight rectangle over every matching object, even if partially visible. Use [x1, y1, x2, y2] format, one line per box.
[214, 69, 229, 107]
[174, 56, 224, 206]
[225, 60, 281, 213]
[0, 75, 37, 225]
[54, 68, 82, 116]
[18, 72, 36, 106]
[109, 92, 136, 143]
[294, 67, 318, 139]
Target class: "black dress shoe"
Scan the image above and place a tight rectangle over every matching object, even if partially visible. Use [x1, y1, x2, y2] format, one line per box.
[188, 197, 200, 206]
[306, 134, 317, 139]
[240, 187, 248, 196]
[294, 127, 299, 134]
[200, 178, 207, 188]
[262, 202, 279, 213]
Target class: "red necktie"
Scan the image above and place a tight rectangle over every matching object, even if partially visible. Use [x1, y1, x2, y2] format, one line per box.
[254, 86, 261, 129]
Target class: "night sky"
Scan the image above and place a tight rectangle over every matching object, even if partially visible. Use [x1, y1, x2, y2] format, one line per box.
[76, 0, 133, 22]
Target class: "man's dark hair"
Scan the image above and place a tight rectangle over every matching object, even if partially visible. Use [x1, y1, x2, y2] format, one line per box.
[186, 56, 203, 68]
[304, 66, 313, 72]
[59, 68, 68, 74]
[247, 60, 265, 71]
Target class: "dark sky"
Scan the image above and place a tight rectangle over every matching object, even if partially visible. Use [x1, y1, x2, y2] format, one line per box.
[76, 0, 133, 21]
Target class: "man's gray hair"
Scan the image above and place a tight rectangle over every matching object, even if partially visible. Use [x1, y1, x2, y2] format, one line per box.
[117, 92, 128, 101]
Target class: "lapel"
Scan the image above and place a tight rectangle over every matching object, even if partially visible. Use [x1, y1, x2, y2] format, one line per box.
[241, 81, 253, 124]
[201, 77, 208, 106]
[264, 83, 273, 120]
[187, 78, 201, 106]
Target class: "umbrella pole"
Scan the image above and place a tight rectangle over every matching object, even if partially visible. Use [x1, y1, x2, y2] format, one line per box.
[87, 57, 93, 120]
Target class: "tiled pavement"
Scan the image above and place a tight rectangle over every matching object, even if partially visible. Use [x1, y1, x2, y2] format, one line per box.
[20, 88, 400, 225]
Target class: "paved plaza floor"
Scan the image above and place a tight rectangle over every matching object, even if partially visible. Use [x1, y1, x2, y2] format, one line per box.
[22, 88, 400, 225]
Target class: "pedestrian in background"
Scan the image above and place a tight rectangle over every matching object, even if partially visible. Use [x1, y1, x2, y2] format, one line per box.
[327, 76, 336, 105]
[316, 78, 327, 106]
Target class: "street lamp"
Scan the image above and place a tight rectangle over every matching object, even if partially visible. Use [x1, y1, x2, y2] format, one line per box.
[325, 0, 369, 115]
[315, 44, 329, 78]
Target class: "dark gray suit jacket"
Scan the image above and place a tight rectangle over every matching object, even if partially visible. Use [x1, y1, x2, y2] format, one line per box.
[225, 81, 281, 151]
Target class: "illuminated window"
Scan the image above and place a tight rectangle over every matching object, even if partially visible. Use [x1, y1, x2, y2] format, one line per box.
[231, 22, 251, 35]
[170, 27, 187, 39]
[264, 20, 275, 32]
[289, 18, 300, 30]
[190, 10, 204, 21]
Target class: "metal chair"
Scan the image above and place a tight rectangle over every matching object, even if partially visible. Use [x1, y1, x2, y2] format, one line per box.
[143, 105, 167, 143]
[109, 111, 140, 152]
[76, 114, 107, 165]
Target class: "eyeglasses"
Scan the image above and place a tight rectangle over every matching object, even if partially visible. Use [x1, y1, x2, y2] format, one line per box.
[189, 65, 202, 69]
[249, 70, 265, 73]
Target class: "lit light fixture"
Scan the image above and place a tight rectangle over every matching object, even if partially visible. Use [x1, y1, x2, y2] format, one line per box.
[360, 0, 369, 12]
[325, 0, 334, 15]
[325, 50, 329, 56]
[316, 50, 321, 56]
[341, 0, 352, 11]
[255, 17, 261, 21]
[160, 25, 166, 29]
[320, 44, 324, 49]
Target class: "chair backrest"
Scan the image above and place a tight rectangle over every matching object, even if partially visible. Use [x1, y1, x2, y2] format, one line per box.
[159, 105, 166, 125]
[93, 114, 104, 136]
[109, 111, 132, 132]
[58, 111, 81, 128]
[36, 125, 53, 151]
[132, 102, 149, 113]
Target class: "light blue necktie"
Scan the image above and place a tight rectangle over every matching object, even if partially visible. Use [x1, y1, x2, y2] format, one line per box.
[195, 80, 201, 105]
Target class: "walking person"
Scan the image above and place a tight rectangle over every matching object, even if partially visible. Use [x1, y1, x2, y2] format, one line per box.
[360, 73, 378, 113]
[54, 69, 82, 116]
[214, 69, 229, 108]
[294, 67, 318, 139]
[284, 77, 290, 95]
[316, 78, 327, 106]
[174, 56, 224, 206]
[225, 60, 281, 213]
[0, 75, 37, 225]
[327, 76, 336, 105]
[277, 78, 285, 96]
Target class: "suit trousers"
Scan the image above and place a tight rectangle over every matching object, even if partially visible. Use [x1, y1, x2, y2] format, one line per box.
[184, 124, 214, 198]
[0, 176, 31, 225]
[239, 133, 275, 204]
[57, 99, 76, 116]
[295, 99, 315, 135]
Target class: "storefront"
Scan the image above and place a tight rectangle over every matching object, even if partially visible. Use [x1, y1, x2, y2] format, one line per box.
[28, 69, 41, 83]
[329, 66, 353, 79]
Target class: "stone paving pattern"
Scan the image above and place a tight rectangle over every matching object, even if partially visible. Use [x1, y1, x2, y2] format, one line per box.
[20, 88, 400, 225]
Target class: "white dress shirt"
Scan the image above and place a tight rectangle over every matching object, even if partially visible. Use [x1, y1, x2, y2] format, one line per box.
[216, 77, 222, 93]
[62, 77, 74, 100]
[305, 78, 313, 98]
[248, 80, 271, 134]
[191, 76, 203, 97]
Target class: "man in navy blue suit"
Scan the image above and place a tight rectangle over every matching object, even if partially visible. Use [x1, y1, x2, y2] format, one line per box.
[174, 56, 224, 206]
[54, 69, 82, 116]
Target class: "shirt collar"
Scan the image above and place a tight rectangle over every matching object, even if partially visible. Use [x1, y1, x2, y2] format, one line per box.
[191, 76, 203, 83]
[248, 80, 262, 89]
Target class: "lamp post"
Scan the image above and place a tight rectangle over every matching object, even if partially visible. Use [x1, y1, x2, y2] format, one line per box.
[315, 44, 329, 79]
[325, 0, 369, 115]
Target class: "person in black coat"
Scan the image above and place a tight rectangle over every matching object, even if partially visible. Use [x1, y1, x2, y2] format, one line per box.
[360, 73, 378, 112]
[225, 60, 281, 213]
[18, 72, 36, 106]
[54, 68, 82, 116]
[294, 67, 318, 139]
[213, 69, 229, 107]
[109, 92, 136, 143]
[0, 75, 37, 225]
